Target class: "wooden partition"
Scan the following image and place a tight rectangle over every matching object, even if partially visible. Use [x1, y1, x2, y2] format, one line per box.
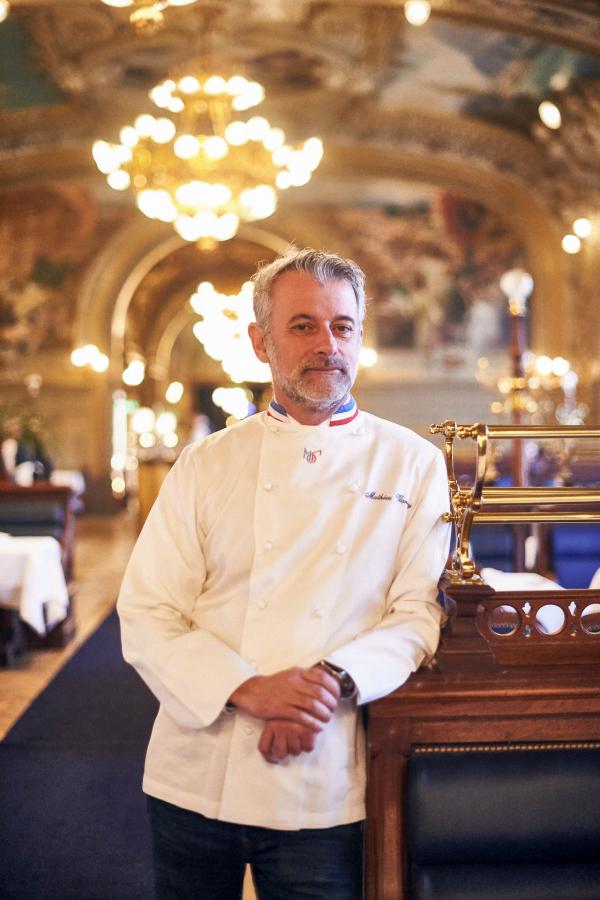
[365, 582, 600, 899]
[367, 422, 600, 899]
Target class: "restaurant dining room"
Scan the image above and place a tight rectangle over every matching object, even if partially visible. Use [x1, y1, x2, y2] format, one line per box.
[1, 2, 600, 899]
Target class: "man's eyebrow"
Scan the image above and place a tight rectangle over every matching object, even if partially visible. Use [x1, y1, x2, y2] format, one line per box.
[287, 313, 357, 324]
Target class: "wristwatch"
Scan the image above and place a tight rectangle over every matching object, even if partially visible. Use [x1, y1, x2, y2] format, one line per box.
[318, 660, 357, 699]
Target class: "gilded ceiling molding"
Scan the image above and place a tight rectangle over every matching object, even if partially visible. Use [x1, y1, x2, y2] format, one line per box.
[531, 77, 600, 218]
[342, 105, 545, 187]
[74, 218, 181, 366]
[14, 1, 600, 56]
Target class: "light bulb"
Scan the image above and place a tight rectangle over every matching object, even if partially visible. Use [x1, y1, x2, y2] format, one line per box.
[562, 234, 581, 254]
[204, 136, 228, 160]
[107, 170, 131, 191]
[404, 0, 431, 26]
[573, 217, 592, 238]
[174, 134, 200, 159]
[165, 381, 184, 403]
[538, 100, 561, 129]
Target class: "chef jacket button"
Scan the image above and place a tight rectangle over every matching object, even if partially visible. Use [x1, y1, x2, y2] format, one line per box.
[244, 725, 254, 736]
[264, 540, 274, 552]
[249, 659, 257, 668]
[348, 481, 359, 493]
[269, 424, 278, 433]
[313, 607, 326, 618]
[262, 480, 273, 491]
[257, 599, 267, 610]
[335, 543, 347, 555]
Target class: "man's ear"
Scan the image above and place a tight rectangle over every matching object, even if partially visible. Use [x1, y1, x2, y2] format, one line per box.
[248, 322, 269, 363]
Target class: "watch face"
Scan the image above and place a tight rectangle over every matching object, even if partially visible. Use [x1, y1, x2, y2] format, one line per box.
[319, 660, 355, 698]
[339, 672, 355, 698]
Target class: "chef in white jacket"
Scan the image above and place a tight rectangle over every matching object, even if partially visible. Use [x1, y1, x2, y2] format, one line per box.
[118, 248, 451, 900]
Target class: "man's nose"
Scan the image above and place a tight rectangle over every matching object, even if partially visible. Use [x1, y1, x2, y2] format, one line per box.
[314, 327, 338, 354]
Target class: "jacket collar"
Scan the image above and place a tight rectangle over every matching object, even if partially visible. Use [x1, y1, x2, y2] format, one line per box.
[266, 395, 358, 429]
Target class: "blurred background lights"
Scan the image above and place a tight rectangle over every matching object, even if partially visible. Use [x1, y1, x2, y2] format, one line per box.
[538, 100, 562, 129]
[535, 355, 553, 376]
[562, 234, 581, 254]
[111, 476, 126, 494]
[404, 1, 431, 26]
[165, 381, 184, 403]
[359, 347, 378, 368]
[130, 406, 155, 434]
[162, 432, 179, 448]
[139, 432, 157, 448]
[573, 217, 592, 238]
[70, 343, 109, 372]
[191, 280, 271, 383]
[122, 358, 146, 385]
[155, 411, 177, 435]
[212, 386, 252, 420]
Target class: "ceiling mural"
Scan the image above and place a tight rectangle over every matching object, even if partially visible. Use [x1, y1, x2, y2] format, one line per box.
[0, 0, 598, 418]
[0, 185, 128, 366]
[321, 193, 525, 369]
[382, 19, 600, 131]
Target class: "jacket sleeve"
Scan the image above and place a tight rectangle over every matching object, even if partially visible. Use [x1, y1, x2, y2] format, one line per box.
[325, 448, 451, 704]
[117, 445, 256, 729]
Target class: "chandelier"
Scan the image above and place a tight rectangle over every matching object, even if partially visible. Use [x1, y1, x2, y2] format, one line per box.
[100, 0, 199, 31]
[92, 68, 323, 244]
[190, 280, 271, 383]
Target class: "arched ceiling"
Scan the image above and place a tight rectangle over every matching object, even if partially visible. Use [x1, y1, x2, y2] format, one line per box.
[1, 0, 600, 396]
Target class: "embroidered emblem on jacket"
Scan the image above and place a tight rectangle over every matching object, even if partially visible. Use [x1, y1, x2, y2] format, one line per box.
[303, 448, 323, 464]
[364, 491, 412, 508]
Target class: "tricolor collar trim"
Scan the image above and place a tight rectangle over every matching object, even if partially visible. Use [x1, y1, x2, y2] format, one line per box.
[267, 396, 358, 428]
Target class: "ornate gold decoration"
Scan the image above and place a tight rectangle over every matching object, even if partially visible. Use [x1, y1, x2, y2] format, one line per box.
[100, 0, 199, 33]
[430, 420, 600, 584]
[92, 67, 323, 244]
[414, 742, 600, 753]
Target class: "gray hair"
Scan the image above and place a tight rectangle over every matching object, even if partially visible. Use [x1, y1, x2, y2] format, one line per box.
[252, 247, 366, 333]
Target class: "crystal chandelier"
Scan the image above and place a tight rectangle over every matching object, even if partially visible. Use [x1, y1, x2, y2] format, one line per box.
[93, 69, 323, 244]
[190, 280, 271, 383]
[100, 0, 199, 31]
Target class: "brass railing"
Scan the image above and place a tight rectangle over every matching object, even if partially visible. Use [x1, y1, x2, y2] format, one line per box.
[430, 421, 600, 585]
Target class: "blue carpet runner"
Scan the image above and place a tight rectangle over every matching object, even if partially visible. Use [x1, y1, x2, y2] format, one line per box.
[0, 611, 158, 899]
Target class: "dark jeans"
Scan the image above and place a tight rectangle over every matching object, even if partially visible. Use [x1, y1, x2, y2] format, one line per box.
[147, 796, 364, 900]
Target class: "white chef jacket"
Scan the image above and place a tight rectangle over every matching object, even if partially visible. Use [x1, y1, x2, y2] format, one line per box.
[117, 398, 451, 830]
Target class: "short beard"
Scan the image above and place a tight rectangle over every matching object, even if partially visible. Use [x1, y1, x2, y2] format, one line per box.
[266, 341, 354, 414]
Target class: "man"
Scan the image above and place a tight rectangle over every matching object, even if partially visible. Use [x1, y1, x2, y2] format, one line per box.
[118, 248, 450, 900]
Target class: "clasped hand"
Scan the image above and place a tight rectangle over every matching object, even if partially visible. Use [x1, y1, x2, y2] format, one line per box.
[228, 665, 341, 764]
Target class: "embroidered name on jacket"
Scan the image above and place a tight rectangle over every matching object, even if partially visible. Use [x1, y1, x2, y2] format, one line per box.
[303, 448, 323, 464]
[365, 491, 412, 508]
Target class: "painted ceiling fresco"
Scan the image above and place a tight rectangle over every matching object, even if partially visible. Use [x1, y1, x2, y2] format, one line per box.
[0, 1, 597, 388]
[3, 9, 600, 128]
[382, 19, 600, 132]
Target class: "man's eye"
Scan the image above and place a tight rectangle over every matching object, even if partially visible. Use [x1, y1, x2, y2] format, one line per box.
[335, 325, 353, 335]
[292, 323, 312, 332]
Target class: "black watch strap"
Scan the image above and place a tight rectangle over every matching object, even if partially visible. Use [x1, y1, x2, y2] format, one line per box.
[318, 660, 357, 699]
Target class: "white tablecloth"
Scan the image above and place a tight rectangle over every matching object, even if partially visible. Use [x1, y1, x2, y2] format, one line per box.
[0, 535, 69, 635]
